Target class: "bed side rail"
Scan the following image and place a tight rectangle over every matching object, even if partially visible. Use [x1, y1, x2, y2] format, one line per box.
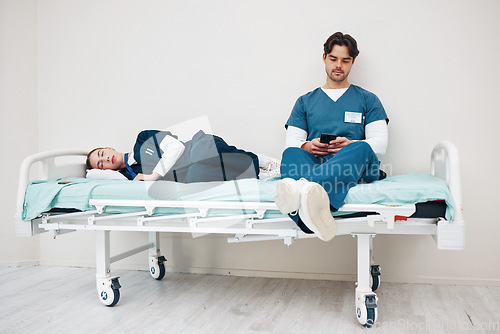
[15, 149, 88, 236]
[430, 141, 465, 249]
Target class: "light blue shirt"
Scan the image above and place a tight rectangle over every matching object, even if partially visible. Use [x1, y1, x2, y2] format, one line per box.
[285, 85, 388, 141]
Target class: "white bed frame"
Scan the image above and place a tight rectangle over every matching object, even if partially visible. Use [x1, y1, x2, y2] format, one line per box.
[14, 141, 465, 327]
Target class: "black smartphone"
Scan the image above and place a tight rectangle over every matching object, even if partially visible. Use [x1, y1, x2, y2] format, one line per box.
[320, 133, 338, 143]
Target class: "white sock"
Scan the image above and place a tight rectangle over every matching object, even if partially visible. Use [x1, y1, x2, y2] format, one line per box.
[256, 153, 270, 168]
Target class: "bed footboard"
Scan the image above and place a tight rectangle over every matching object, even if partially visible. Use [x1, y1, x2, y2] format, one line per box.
[430, 141, 465, 249]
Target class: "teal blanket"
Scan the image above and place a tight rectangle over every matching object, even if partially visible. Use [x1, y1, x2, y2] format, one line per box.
[22, 173, 454, 221]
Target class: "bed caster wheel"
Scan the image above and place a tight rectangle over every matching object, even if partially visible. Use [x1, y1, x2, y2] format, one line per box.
[149, 255, 166, 280]
[356, 290, 378, 327]
[97, 277, 121, 307]
[371, 265, 381, 292]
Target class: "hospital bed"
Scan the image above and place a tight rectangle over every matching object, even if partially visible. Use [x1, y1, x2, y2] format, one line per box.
[14, 141, 465, 327]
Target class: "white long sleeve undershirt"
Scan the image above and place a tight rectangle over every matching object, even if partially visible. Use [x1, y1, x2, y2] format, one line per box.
[152, 135, 186, 176]
[285, 119, 388, 157]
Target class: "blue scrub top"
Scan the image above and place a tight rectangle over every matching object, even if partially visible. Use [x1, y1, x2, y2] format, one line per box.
[285, 85, 388, 141]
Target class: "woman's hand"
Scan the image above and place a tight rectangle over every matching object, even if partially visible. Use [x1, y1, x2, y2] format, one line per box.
[133, 172, 161, 181]
[301, 137, 353, 157]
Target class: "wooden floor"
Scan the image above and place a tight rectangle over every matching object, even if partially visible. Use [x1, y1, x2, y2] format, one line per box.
[1, 266, 499, 334]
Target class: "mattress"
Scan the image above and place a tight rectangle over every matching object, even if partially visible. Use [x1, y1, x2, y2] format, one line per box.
[22, 173, 455, 221]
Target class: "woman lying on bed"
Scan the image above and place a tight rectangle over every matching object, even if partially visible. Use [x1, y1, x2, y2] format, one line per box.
[86, 129, 280, 182]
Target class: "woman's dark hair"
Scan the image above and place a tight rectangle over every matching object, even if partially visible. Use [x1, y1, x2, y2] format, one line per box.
[86, 147, 102, 170]
[323, 32, 359, 59]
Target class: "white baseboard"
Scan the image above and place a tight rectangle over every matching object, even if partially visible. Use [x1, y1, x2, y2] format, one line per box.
[0, 260, 40, 267]
[14, 261, 500, 287]
[161, 266, 500, 286]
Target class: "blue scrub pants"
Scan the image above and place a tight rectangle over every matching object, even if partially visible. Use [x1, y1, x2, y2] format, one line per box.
[280, 141, 381, 233]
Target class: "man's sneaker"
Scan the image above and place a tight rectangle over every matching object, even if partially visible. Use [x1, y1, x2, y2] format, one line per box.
[298, 182, 337, 241]
[274, 178, 308, 215]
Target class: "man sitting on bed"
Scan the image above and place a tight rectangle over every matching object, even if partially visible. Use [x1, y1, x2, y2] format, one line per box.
[86, 129, 280, 182]
[274, 32, 389, 242]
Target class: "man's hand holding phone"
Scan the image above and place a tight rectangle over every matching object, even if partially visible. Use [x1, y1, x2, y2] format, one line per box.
[301, 133, 353, 156]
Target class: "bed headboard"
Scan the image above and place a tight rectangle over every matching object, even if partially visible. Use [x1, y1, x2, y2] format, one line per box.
[16, 150, 88, 216]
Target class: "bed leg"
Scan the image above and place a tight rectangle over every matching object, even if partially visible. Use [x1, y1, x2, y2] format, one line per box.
[369, 236, 381, 292]
[354, 233, 378, 327]
[96, 231, 111, 277]
[148, 232, 166, 280]
[95, 230, 121, 306]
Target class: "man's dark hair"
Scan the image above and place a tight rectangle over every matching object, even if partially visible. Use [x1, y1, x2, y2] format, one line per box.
[323, 32, 359, 59]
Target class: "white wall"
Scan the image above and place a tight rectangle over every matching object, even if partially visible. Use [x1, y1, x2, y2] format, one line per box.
[4, 0, 500, 284]
[0, 0, 40, 265]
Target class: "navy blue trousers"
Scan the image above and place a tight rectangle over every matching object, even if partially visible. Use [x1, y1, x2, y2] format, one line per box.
[182, 135, 260, 182]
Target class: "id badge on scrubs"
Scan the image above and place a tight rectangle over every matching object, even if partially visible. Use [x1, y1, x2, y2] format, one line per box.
[344, 111, 363, 124]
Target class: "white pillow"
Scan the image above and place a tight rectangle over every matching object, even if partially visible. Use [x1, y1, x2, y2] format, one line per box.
[86, 169, 128, 180]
